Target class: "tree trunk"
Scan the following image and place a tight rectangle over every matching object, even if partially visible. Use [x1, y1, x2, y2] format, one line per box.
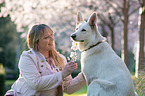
[121, 19, 128, 67]
[135, 1, 145, 77]
[139, 1, 145, 71]
[110, 27, 115, 50]
[121, 0, 129, 67]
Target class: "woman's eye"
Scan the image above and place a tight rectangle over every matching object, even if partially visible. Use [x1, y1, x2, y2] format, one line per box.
[82, 29, 86, 31]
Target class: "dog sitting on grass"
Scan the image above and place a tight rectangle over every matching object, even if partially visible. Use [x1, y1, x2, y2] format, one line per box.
[71, 12, 137, 96]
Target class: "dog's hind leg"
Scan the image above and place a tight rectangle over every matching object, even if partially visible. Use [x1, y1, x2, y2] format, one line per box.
[87, 82, 101, 96]
[92, 79, 115, 89]
[87, 79, 116, 96]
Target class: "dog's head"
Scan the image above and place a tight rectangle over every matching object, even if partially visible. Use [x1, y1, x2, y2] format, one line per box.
[71, 12, 104, 51]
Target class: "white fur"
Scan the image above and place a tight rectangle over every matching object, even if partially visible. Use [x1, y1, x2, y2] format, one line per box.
[71, 12, 137, 96]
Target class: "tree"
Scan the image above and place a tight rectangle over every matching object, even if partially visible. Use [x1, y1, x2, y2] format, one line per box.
[80, 0, 139, 67]
[98, 12, 120, 50]
[0, 15, 17, 69]
[104, 0, 140, 67]
[135, 0, 145, 77]
[139, 0, 145, 71]
[0, 0, 141, 71]
[0, 0, 80, 54]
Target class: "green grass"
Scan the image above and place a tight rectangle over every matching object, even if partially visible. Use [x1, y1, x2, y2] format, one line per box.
[5, 80, 87, 96]
[64, 86, 87, 96]
[5, 80, 15, 93]
[5, 73, 145, 96]
[5, 80, 15, 85]
[133, 72, 145, 96]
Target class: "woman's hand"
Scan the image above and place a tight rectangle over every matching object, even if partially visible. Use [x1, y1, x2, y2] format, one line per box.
[62, 60, 78, 79]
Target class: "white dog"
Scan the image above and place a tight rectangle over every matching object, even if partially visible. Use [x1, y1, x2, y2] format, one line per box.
[71, 12, 137, 96]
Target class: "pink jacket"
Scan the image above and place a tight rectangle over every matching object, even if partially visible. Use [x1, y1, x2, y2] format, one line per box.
[7, 49, 86, 96]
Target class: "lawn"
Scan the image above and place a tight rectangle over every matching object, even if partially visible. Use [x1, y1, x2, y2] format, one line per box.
[5, 80, 87, 96]
[5, 74, 145, 96]
[64, 86, 87, 96]
[5, 80, 15, 93]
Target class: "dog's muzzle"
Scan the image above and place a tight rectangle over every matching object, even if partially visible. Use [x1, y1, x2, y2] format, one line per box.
[71, 34, 84, 42]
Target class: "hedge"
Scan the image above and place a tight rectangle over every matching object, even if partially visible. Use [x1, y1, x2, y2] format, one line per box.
[0, 64, 6, 96]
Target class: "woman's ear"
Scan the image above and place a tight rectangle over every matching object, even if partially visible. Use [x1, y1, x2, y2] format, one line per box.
[76, 11, 83, 25]
[88, 12, 97, 26]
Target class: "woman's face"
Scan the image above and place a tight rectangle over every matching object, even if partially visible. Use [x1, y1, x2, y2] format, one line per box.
[38, 28, 55, 52]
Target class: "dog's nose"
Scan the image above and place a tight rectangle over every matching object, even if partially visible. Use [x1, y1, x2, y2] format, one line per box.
[71, 34, 76, 39]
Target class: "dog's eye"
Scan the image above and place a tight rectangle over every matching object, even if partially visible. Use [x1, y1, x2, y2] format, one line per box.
[82, 29, 86, 31]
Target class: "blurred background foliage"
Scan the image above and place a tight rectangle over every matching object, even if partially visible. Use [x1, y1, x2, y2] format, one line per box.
[0, 0, 144, 95]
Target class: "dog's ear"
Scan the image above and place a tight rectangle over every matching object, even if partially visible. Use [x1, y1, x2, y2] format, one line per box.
[88, 12, 97, 26]
[76, 11, 83, 25]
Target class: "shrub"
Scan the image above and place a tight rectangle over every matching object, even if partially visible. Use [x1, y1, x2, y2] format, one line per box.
[134, 71, 145, 96]
[0, 64, 6, 96]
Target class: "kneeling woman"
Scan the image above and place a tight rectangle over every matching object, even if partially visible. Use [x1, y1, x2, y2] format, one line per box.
[5, 24, 86, 96]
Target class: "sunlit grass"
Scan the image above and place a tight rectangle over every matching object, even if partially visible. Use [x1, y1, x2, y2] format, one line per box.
[64, 94, 87, 96]
[64, 86, 87, 96]
[5, 80, 87, 96]
[5, 80, 15, 85]
[5, 80, 15, 93]
[5, 74, 145, 96]
[133, 72, 145, 96]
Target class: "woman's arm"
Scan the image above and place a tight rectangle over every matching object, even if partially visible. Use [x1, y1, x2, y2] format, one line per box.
[63, 72, 86, 94]
[59, 54, 86, 94]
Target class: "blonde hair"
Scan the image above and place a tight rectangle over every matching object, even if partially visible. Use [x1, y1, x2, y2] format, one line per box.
[27, 24, 65, 68]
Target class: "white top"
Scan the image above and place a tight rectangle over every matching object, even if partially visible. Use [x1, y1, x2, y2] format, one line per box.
[5, 49, 86, 96]
[38, 52, 58, 96]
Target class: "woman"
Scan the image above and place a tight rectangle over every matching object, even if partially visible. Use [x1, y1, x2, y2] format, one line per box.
[5, 24, 86, 96]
